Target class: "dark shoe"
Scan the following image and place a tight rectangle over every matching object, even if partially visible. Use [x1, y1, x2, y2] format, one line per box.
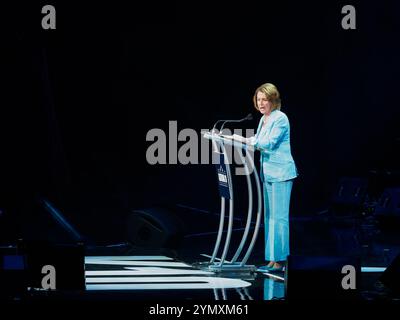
[257, 265, 274, 272]
[269, 266, 285, 272]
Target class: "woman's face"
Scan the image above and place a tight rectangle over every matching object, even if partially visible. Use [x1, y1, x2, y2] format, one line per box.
[256, 91, 273, 115]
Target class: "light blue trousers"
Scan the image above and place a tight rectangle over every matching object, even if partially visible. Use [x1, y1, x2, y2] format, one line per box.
[263, 180, 293, 262]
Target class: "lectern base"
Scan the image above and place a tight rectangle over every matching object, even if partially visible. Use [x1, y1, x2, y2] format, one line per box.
[208, 263, 257, 274]
[192, 261, 257, 274]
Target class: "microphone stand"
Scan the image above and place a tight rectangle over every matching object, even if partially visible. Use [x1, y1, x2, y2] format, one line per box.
[220, 114, 253, 132]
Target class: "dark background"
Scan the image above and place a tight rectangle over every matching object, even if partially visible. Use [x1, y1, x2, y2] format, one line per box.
[0, 1, 399, 244]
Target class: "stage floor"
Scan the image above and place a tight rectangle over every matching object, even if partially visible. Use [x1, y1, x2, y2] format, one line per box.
[14, 252, 390, 302]
[83, 255, 284, 301]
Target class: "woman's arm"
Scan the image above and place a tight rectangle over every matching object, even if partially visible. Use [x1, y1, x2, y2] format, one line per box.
[255, 114, 288, 152]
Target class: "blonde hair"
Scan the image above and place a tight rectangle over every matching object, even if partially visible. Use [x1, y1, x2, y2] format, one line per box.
[253, 83, 281, 111]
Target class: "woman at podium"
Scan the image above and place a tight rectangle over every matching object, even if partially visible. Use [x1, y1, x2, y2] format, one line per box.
[246, 83, 298, 272]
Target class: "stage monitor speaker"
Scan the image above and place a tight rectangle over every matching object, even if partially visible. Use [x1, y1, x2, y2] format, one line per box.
[285, 255, 361, 300]
[380, 253, 400, 293]
[0, 245, 27, 298]
[374, 188, 400, 229]
[126, 207, 184, 249]
[331, 177, 368, 208]
[23, 241, 86, 291]
[375, 188, 400, 217]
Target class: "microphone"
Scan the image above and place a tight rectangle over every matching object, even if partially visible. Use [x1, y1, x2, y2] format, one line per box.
[219, 113, 253, 132]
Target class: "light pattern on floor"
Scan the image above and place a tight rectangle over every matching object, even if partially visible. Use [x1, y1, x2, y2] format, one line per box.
[85, 256, 251, 290]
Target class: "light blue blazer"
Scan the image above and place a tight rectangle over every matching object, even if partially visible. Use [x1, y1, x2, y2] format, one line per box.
[251, 109, 298, 183]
